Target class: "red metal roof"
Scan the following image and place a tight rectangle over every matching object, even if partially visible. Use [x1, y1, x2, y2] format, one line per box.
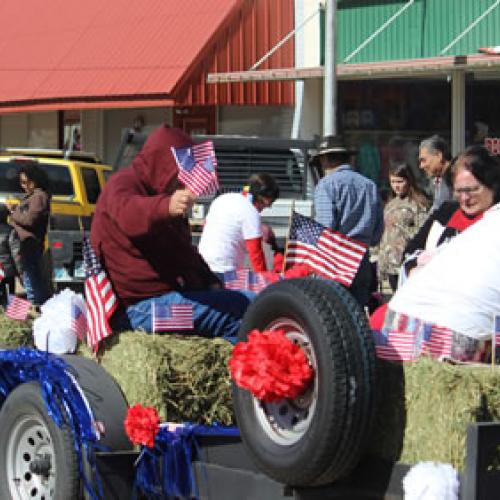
[0, 0, 241, 111]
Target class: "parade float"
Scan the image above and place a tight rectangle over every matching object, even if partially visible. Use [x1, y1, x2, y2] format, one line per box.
[1, 278, 500, 499]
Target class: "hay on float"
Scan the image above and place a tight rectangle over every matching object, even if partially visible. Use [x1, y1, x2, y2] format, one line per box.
[1, 311, 500, 471]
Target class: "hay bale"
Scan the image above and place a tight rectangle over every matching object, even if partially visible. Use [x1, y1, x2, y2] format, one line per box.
[368, 357, 500, 471]
[0, 312, 33, 348]
[79, 332, 234, 424]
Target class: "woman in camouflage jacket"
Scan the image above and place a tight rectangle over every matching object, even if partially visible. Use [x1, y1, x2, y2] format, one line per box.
[377, 163, 430, 292]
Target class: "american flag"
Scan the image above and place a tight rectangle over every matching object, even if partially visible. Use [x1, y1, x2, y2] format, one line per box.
[285, 212, 367, 287]
[248, 270, 272, 293]
[223, 269, 272, 293]
[374, 328, 417, 362]
[5, 295, 32, 321]
[171, 141, 219, 196]
[493, 315, 500, 353]
[223, 270, 249, 290]
[421, 324, 453, 359]
[151, 302, 194, 332]
[83, 236, 117, 351]
[71, 301, 88, 341]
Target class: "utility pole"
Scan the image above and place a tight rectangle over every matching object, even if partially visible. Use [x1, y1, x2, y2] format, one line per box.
[323, 0, 337, 137]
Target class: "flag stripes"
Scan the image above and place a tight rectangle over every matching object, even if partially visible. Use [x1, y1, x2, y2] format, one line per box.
[5, 295, 32, 321]
[83, 236, 117, 351]
[71, 301, 87, 341]
[421, 325, 453, 359]
[171, 141, 219, 196]
[374, 310, 455, 362]
[152, 303, 194, 332]
[285, 211, 366, 287]
[223, 269, 272, 293]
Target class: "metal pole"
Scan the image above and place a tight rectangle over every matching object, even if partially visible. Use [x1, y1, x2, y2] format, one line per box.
[323, 0, 337, 137]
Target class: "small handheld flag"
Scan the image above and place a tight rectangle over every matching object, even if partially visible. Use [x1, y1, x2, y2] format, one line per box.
[71, 301, 88, 341]
[171, 141, 219, 196]
[83, 236, 117, 351]
[492, 314, 500, 366]
[152, 302, 194, 332]
[223, 269, 272, 293]
[5, 295, 32, 321]
[285, 211, 367, 287]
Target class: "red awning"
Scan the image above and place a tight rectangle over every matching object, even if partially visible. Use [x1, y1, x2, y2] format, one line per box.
[0, 0, 240, 112]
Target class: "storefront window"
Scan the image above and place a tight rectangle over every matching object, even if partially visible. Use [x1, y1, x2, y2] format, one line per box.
[466, 81, 500, 148]
[338, 80, 451, 197]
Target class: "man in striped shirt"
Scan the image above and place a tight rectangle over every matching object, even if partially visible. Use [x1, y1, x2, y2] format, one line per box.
[312, 136, 384, 307]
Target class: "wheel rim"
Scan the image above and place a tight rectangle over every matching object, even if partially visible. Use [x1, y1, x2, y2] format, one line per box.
[252, 318, 318, 446]
[5, 414, 56, 500]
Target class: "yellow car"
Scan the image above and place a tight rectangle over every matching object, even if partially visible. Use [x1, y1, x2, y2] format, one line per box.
[0, 148, 112, 289]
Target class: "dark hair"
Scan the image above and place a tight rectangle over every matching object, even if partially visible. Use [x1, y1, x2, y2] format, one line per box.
[420, 135, 451, 162]
[0, 204, 9, 224]
[19, 164, 50, 192]
[451, 145, 500, 203]
[388, 163, 429, 208]
[248, 173, 279, 202]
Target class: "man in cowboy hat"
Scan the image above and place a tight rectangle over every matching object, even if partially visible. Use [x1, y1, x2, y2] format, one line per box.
[312, 135, 384, 308]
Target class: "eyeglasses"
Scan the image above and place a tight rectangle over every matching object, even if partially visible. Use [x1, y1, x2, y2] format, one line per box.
[453, 184, 483, 198]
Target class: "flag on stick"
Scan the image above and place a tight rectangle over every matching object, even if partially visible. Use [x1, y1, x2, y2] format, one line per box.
[223, 270, 249, 291]
[492, 314, 500, 366]
[171, 141, 219, 196]
[152, 302, 194, 332]
[374, 328, 417, 362]
[5, 295, 31, 321]
[83, 236, 117, 351]
[285, 211, 367, 287]
[223, 269, 272, 293]
[71, 301, 88, 341]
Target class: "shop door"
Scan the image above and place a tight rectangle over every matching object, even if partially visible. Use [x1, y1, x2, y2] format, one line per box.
[173, 106, 216, 135]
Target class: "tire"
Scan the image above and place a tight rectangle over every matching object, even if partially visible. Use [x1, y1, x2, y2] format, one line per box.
[0, 382, 80, 500]
[61, 354, 132, 451]
[298, 278, 376, 483]
[232, 277, 376, 487]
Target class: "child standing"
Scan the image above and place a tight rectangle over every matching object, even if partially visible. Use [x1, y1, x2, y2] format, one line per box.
[377, 163, 430, 292]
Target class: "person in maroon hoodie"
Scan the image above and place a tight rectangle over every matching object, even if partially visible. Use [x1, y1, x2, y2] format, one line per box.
[90, 125, 254, 342]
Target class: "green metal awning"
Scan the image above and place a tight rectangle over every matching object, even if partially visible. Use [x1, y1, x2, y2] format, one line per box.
[337, 0, 500, 64]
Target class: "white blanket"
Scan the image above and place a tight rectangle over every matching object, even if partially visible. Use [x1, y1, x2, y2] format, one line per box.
[389, 204, 500, 340]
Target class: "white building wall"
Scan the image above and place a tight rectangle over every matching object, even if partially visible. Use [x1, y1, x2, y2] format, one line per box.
[0, 114, 29, 147]
[28, 112, 58, 147]
[81, 109, 104, 159]
[218, 106, 294, 137]
[1, 112, 58, 148]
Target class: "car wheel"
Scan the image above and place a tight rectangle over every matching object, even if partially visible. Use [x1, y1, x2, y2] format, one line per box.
[233, 277, 376, 486]
[0, 382, 79, 500]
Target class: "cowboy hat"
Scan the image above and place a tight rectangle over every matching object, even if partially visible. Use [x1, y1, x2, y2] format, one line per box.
[310, 135, 357, 168]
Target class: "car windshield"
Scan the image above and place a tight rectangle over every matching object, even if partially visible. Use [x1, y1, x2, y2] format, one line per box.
[0, 160, 74, 197]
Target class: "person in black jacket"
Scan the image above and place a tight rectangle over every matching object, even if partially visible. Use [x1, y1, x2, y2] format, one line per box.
[0, 204, 18, 304]
[403, 145, 500, 276]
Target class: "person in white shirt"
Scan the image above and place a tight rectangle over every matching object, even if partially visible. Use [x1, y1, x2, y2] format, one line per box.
[198, 173, 279, 275]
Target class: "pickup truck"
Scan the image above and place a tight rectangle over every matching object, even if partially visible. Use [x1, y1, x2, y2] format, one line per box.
[114, 130, 319, 244]
[0, 148, 112, 290]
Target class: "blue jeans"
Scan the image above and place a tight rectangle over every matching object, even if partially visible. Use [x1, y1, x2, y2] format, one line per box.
[125, 289, 256, 344]
[22, 247, 51, 305]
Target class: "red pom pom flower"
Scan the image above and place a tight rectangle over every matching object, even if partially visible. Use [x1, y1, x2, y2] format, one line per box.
[229, 329, 314, 402]
[124, 404, 160, 448]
